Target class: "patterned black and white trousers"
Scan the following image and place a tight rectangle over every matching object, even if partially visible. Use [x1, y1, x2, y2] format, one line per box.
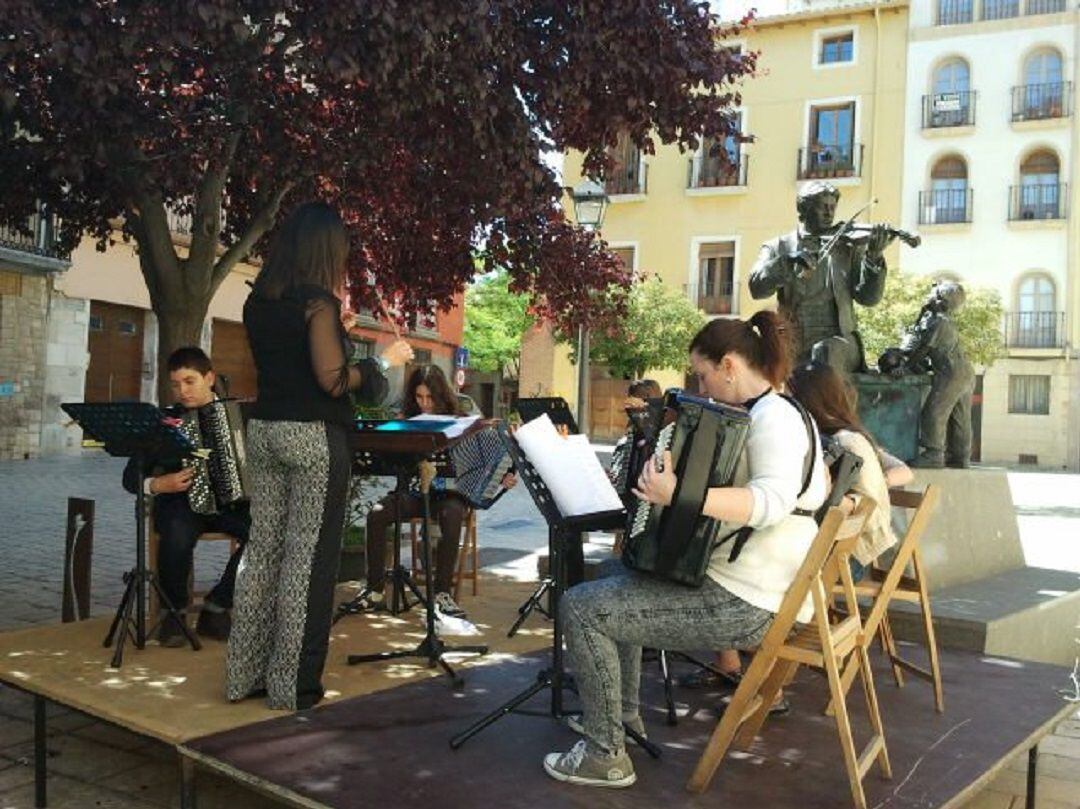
[225, 419, 350, 710]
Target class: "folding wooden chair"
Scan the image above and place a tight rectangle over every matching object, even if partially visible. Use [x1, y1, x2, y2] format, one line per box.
[832, 484, 944, 713]
[409, 508, 480, 600]
[688, 503, 891, 809]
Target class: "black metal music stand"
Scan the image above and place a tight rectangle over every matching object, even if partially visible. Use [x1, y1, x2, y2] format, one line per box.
[344, 422, 488, 687]
[61, 402, 202, 667]
[450, 425, 660, 758]
[513, 397, 579, 435]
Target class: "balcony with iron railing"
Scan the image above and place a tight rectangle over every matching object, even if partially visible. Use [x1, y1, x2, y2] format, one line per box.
[1011, 82, 1071, 122]
[687, 153, 748, 189]
[685, 281, 735, 316]
[1025, 0, 1065, 14]
[981, 0, 1020, 19]
[797, 143, 863, 181]
[604, 161, 648, 197]
[0, 207, 71, 268]
[937, 0, 974, 24]
[1004, 311, 1066, 349]
[1009, 183, 1067, 221]
[922, 91, 977, 128]
[918, 188, 973, 225]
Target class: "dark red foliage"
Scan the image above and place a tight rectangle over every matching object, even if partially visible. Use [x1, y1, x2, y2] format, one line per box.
[0, 1, 755, 332]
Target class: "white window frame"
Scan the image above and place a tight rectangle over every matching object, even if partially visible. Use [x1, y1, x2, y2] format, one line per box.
[801, 95, 862, 186]
[688, 235, 741, 317]
[606, 241, 641, 279]
[813, 26, 857, 70]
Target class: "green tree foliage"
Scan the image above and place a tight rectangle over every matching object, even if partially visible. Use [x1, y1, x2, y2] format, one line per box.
[857, 273, 1005, 369]
[590, 276, 707, 379]
[463, 270, 534, 378]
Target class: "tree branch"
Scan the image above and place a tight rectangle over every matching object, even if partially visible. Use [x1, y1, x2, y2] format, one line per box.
[187, 130, 241, 276]
[210, 181, 294, 290]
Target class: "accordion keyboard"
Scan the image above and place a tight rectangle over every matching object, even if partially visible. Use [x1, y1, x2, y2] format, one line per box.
[628, 421, 675, 540]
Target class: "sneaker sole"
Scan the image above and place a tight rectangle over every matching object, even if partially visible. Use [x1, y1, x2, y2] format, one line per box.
[542, 756, 637, 788]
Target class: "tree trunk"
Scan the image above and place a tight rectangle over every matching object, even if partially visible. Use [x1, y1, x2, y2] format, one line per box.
[153, 299, 212, 404]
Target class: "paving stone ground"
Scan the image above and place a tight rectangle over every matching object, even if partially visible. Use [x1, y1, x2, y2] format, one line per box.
[0, 453, 1076, 808]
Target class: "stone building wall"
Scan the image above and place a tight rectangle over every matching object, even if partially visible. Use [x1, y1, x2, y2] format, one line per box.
[0, 272, 48, 459]
[40, 294, 90, 454]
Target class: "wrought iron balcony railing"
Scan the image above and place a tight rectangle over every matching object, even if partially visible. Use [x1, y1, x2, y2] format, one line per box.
[1004, 311, 1065, 348]
[1011, 82, 1071, 121]
[0, 207, 70, 262]
[797, 143, 863, 180]
[1009, 183, 1067, 220]
[685, 281, 734, 316]
[982, 0, 1020, 19]
[922, 90, 977, 128]
[687, 154, 749, 188]
[918, 188, 973, 224]
[937, 0, 974, 24]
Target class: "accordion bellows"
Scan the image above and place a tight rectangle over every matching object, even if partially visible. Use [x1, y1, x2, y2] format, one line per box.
[448, 426, 514, 509]
[180, 400, 249, 515]
[622, 393, 750, 587]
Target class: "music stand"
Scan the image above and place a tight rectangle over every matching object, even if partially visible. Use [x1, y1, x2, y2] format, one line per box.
[343, 421, 488, 687]
[61, 402, 202, 667]
[513, 397, 579, 435]
[450, 424, 659, 758]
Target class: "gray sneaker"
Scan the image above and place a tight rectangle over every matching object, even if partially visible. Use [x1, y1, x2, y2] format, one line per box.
[564, 714, 647, 741]
[543, 740, 636, 788]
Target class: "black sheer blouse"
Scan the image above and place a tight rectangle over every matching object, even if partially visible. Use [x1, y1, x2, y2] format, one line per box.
[244, 284, 387, 426]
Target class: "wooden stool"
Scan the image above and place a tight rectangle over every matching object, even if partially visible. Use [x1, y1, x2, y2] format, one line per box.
[832, 485, 944, 713]
[688, 503, 891, 809]
[409, 508, 479, 601]
[147, 518, 239, 617]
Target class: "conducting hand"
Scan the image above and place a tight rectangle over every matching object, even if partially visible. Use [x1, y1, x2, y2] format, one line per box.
[150, 468, 194, 494]
[381, 339, 414, 369]
[632, 450, 675, 507]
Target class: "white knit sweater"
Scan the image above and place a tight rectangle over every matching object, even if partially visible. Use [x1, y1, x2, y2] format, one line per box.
[706, 392, 828, 624]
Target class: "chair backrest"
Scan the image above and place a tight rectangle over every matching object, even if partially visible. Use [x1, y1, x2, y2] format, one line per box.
[861, 484, 940, 633]
[755, 503, 873, 653]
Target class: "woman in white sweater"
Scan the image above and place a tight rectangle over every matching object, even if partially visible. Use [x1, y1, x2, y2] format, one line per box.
[543, 311, 826, 789]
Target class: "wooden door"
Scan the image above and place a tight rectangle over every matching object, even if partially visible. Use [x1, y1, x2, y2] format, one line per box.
[589, 377, 629, 442]
[211, 319, 258, 400]
[85, 301, 145, 402]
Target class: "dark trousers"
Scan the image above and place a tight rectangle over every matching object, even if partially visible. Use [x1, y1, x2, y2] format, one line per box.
[366, 491, 468, 594]
[152, 496, 250, 611]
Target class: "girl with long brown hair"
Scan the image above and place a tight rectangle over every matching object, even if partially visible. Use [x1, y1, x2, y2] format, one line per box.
[354, 364, 514, 620]
[225, 202, 412, 711]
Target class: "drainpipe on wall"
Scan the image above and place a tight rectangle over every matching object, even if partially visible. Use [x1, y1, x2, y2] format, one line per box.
[1068, 10, 1080, 471]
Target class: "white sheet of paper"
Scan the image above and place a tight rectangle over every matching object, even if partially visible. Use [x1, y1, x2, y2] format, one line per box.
[514, 414, 624, 517]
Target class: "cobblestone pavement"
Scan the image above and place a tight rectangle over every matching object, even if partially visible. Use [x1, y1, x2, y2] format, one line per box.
[0, 454, 1077, 808]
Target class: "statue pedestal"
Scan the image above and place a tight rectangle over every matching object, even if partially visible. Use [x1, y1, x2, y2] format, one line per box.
[852, 373, 930, 463]
[887, 467, 1080, 666]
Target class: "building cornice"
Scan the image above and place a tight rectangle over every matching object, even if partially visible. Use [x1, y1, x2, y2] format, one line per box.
[745, 0, 909, 30]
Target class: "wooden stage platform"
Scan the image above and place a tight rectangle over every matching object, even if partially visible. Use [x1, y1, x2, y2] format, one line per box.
[1, 576, 1074, 809]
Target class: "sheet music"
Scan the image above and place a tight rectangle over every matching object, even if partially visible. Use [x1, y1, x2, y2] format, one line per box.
[514, 414, 624, 517]
[407, 413, 481, 438]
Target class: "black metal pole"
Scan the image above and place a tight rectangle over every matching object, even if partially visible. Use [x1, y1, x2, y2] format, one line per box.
[34, 695, 46, 808]
[1026, 744, 1038, 809]
[134, 449, 147, 648]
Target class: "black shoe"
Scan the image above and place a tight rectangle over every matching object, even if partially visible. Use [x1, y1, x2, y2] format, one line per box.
[156, 613, 188, 648]
[196, 606, 232, 640]
[678, 668, 742, 690]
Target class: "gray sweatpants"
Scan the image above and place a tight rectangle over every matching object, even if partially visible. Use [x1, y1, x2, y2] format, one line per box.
[561, 564, 773, 755]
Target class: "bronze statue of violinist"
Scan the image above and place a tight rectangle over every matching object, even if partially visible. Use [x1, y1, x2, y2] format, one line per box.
[749, 181, 920, 374]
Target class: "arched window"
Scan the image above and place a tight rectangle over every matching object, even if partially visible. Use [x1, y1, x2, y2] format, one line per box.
[927, 155, 969, 223]
[1016, 150, 1061, 219]
[1015, 275, 1057, 347]
[1018, 49, 1065, 120]
[929, 59, 973, 127]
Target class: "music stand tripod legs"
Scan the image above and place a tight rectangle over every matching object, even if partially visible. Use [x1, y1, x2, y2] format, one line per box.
[104, 454, 200, 668]
[348, 475, 487, 687]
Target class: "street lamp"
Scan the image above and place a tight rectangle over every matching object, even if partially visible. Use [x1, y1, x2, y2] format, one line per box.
[566, 178, 609, 436]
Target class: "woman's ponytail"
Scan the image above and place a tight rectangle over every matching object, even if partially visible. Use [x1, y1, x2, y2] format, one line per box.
[748, 310, 793, 387]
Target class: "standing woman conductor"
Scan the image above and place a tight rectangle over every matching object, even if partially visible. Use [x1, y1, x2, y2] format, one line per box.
[226, 202, 412, 710]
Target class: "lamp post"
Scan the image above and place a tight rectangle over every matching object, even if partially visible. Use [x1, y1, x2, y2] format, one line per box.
[566, 179, 609, 437]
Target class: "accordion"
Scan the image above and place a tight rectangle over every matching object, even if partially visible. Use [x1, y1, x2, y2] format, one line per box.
[446, 425, 514, 510]
[622, 392, 750, 587]
[177, 400, 250, 515]
[610, 393, 676, 502]
[816, 434, 864, 523]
